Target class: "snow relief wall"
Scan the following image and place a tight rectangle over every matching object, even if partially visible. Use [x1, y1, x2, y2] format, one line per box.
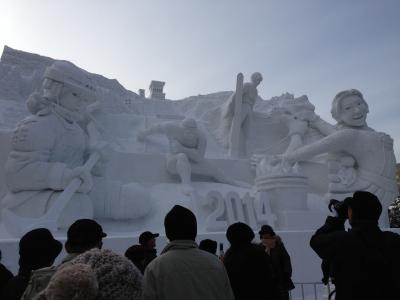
[0, 46, 397, 240]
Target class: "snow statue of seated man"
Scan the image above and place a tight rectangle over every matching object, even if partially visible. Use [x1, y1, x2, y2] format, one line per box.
[1, 61, 152, 232]
[280, 89, 397, 226]
[137, 118, 246, 195]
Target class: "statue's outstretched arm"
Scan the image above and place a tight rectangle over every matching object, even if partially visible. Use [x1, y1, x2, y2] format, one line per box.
[310, 115, 336, 136]
[285, 129, 355, 163]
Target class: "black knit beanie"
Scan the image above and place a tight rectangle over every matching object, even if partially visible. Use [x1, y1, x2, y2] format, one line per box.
[164, 205, 197, 241]
[226, 222, 255, 246]
[345, 191, 382, 222]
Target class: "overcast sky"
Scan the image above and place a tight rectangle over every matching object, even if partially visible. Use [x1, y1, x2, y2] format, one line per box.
[1, 0, 399, 158]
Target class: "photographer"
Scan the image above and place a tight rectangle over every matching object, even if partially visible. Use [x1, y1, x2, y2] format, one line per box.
[310, 191, 400, 300]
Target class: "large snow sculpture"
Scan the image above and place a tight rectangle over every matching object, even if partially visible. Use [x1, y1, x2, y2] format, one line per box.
[216, 72, 263, 157]
[137, 118, 246, 195]
[281, 89, 397, 226]
[1, 61, 152, 236]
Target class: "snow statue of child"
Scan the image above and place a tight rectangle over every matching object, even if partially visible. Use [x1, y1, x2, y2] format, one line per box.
[2, 61, 151, 230]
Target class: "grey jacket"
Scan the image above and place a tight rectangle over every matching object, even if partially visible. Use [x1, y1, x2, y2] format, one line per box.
[143, 240, 234, 300]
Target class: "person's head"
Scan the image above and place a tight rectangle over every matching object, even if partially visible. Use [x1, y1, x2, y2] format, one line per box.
[124, 245, 146, 274]
[164, 205, 197, 241]
[70, 248, 142, 300]
[65, 219, 107, 254]
[345, 191, 382, 224]
[199, 239, 218, 255]
[138, 231, 159, 249]
[258, 225, 277, 249]
[27, 61, 96, 119]
[226, 222, 255, 247]
[19, 228, 62, 270]
[331, 89, 369, 128]
[41, 263, 98, 300]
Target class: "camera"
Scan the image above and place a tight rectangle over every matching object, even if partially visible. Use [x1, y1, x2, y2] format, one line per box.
[328, 199, 349, 219]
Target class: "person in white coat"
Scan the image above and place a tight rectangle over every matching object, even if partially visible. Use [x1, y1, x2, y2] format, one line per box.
[143, 205, 234, 300]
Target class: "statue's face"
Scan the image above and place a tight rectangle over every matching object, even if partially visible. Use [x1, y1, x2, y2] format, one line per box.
[252, 74, 263, 86]
[339, 95, 368, 127]
[59, 88, 89, 117]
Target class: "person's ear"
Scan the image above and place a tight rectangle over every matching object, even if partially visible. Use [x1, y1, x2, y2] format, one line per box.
[348, 207, 353, 221]
[96, 240, 103, 249]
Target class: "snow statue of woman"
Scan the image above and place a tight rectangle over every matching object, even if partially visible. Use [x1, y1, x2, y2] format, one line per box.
[281, 89, 397, 226]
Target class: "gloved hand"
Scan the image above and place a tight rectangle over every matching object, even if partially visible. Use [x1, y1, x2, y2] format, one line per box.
[328, 199, 348, 220]
[90, 141, 112, 161]
[281, 114, 309, 137]
[62, 166, 93, 193]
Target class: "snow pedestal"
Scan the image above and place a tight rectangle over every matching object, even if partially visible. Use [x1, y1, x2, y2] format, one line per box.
[256, 173, 325, 230]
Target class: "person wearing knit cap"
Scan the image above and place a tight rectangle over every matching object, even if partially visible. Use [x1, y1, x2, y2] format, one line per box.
[36, 263, 98, 300]
[310, 191, 400, 300]
[70, 248, 142, 300]
[21, 219, 107, 300]
[259, 225, 294, 300]
[1, 228, 62, 300]
[143, 205, 234, 300]
[164, 204, 197, 240]
[199, 239, 218, 255]
[223, 222, 274, 300]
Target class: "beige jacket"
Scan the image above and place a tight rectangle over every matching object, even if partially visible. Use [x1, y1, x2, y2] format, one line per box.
[21, 253, 80, 300]
[143, 240, 234, 300]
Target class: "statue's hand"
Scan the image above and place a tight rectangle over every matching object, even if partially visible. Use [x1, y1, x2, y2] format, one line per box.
[269, 154, 284, 166]
[275, 153, 296, 165]
[90, 141, 112, 162]
[62, 167, 93, 193]
[288, 118, 308, 136]
[295, 110, 318, 122]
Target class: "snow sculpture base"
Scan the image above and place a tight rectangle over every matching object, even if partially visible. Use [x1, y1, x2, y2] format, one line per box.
[256, 175, 308, 211]
[254, 172, 327, 230]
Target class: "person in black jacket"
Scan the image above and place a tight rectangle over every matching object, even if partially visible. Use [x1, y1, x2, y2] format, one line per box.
[223, 222, 275, 300]
[138, 231, 159, 270]
[259, 225, 294, 300]
[310, 191, 400, 300]
[0, 249, 13, 296]
[199, 239, 218, 255]
[1, 228, 62, 300]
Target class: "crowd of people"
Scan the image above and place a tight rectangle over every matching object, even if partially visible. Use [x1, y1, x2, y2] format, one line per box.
[0, 191, 400, 300]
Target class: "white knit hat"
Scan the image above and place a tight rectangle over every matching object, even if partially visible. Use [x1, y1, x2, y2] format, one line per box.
[70, 248, 143, 300]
